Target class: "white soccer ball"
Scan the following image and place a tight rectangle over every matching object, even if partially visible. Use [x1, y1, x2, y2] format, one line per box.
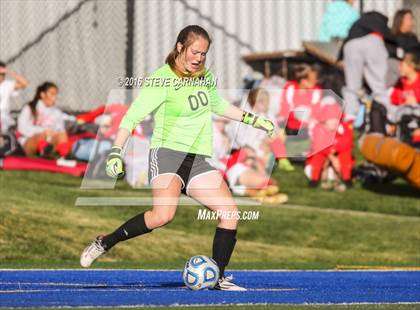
[183, 255, 220, 290]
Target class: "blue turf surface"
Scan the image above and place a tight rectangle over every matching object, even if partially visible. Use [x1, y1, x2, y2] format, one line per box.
[0, 270, 419, 307]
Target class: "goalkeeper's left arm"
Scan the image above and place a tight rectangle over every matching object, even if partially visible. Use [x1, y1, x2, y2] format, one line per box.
[218, 104, 275, 137]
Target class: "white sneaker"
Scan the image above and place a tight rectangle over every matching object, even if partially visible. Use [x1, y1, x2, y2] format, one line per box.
[213, 275, 247, 291]
[80, 236, 106, 268]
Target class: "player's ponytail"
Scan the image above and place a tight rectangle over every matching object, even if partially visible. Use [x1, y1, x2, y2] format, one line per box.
[166, 25, 211, 78]
[28, 81, 57, 123]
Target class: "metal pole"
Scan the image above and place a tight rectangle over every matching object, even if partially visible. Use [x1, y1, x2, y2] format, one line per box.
[359, 0, 364, 15]
[126, 0, 135, 103]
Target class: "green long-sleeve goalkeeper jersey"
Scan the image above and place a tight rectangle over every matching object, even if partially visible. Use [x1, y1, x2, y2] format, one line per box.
[119, 64, 230, 156]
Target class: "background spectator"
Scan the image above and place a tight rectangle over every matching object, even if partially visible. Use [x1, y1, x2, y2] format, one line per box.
[341, 12, 399, 126]
[389, 46, 420, 146]
[319, 0, 359, 42]
[305, 99, 353, 191]
[277, 64, 322, 136]
[210, 114, 287, 204]
[387, 9, 419, 87]
[390, 47, 420, 106]
[392, 9, 419, 52]
[0, 61, 28, 134]
[228, 88, 293, 172]
[17, 82, 73, 157]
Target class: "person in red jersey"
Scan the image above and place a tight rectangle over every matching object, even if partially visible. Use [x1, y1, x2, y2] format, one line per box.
[305, 99, 353, 191]
[390, 49, 420, 106]
[389, 46, 420, 145]
[277, 64, 322, 136]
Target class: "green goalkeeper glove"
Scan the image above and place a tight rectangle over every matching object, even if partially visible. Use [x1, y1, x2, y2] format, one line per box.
[242, 111, 275, 137]
[106, 146, 125, 179]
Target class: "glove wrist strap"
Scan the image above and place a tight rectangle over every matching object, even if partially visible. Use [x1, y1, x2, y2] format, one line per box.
[110, 146, 123, 156]
[241, 111, 258, 126]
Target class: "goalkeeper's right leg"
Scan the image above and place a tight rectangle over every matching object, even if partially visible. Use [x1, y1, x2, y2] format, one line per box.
[80, 236, 107, 268]
[80, 212, 152, 268]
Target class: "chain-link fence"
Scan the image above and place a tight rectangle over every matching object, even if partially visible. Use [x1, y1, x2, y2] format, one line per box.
[1, 0, 414, 113]
[0, 0, 127, 112]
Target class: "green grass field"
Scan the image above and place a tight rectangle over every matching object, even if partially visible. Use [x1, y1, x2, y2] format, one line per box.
[1, 164, 419, 309]
[1, 164, 419, 269]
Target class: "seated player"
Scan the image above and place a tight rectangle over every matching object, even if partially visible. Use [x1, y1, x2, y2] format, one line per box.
[305, 100, 353, 191]
[210, 115, 288, 204]
[227, 88, 293, 171]
[389, 47, 420, 145]
[17, 82, 73, 157]
[277, 64, 322, 136]
[390, 49, 420, 106]
[0, 61, 28, 134]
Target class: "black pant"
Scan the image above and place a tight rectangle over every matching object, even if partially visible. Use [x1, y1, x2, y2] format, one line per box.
[369, 101, 387, 135]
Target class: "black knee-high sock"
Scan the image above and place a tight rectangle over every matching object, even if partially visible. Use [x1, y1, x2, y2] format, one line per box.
[101, 212, 152, 250]
[212, 227, 237, 278]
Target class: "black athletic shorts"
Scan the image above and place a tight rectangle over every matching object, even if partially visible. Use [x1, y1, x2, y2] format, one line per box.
[148, 147, 217, 195]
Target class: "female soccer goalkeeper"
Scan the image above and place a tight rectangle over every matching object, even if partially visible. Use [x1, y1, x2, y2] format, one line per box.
[80, 25, 274, 291]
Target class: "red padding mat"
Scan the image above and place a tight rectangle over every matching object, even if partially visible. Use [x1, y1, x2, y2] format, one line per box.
[1, 156, 87, 177]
